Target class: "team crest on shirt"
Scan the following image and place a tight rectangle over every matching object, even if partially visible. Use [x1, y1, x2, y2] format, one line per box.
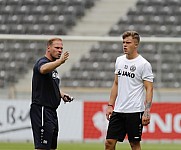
[130, 65, 136, 72]
[52, 71, 59, 79]
[124, 65, 128, 69]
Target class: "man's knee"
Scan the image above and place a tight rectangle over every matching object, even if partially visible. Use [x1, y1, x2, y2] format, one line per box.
[129, 141, 141, 150]
[105, 139, 117, 150]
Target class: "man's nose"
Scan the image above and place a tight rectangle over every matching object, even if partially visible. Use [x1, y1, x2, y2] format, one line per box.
[58, 48, 62, 52]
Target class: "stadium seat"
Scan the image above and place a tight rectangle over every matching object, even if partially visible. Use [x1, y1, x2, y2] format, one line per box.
[22, 15, 38, 24]
[45, 5, 65, 15]
[158, 6, 172, 16]
[108, 24, 122, 36]
[0, 24, 10, 34]
[30, 5, 46, 15]
[164, 16, 178, 25]
[130, 15, 147, 25]
[54, 0, 69, 6]
[142, 6, 157, 15]
[51, 15, 65, 25]
[0, 14, 6, 24]
[138, 25, 153, 37]
[165, 0, 180, 6]
[149, 15, 164, 25]
[0, 5, 16, 15]
[15, 5, 31, 15]
[69, 0, 86, 17]
[38, 0, 53, 6]
[147, 0, 164, 6]
[6, 0, 21, 5]
[6, 15, 22, 24]
[64, 6, 77, 26]
[25, 24, 42, 34]
[23, 0, 37, 5]
[84, 0, 95, 8]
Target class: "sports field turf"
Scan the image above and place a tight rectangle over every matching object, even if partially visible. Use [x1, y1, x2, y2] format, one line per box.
[0, 142, 181, 150]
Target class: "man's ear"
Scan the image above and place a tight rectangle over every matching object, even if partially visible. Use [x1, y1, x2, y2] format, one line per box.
[134, 40, 139, 48]
[134, 43, 138, 48]
[47, 46, 50, 52]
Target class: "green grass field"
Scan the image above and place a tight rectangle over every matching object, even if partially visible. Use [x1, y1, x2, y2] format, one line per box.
[0, 142, 181, 150]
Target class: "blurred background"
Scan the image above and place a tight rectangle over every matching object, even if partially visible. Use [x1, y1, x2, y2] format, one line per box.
[0, 0, 181, 146]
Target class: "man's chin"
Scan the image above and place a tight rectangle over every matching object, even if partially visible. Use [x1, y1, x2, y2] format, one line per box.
[53, 57, 60, 60]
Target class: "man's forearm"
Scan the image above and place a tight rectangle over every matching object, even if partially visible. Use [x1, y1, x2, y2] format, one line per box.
[144, 101, 152, 118]
[40, 60, 63, 74]
[145, 101, 151, 110]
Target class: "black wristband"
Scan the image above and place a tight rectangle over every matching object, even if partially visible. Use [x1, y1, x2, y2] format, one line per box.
[108, 104, 114, 108]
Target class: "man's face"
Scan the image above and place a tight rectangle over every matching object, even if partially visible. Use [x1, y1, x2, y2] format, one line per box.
[48, 40, 63, 60]
[123, 36, 138, 55]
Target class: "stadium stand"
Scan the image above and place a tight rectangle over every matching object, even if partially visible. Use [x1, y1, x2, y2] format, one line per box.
[0, 0, 181, 92]
[0, 0, 97, 88]
[0, 0, 95, 35]
[61, 0, 181, 88]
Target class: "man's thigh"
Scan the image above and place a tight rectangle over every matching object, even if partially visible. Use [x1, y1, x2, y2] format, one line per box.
[106, 112, 126, 142]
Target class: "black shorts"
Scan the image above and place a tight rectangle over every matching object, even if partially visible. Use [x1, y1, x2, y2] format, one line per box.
[30, 103, 59, 149]
[106, 111, 144, 142]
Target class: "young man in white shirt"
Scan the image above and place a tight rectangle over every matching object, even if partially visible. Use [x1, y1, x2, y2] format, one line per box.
[105, 31, 154, 150]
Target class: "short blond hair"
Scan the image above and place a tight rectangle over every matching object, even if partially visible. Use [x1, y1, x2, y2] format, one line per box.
[47, 38, 62, 47]
[122, 31, 140, 43]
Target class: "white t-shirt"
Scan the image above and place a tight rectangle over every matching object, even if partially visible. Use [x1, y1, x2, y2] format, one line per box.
[114, 54, 154, 113]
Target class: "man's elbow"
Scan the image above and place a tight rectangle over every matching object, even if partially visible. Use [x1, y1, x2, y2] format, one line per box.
[40, 67, 49, 74]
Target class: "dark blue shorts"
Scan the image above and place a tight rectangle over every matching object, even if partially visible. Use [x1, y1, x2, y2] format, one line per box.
[30, 103, 59, 149]
[106, 111, 144, 142]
